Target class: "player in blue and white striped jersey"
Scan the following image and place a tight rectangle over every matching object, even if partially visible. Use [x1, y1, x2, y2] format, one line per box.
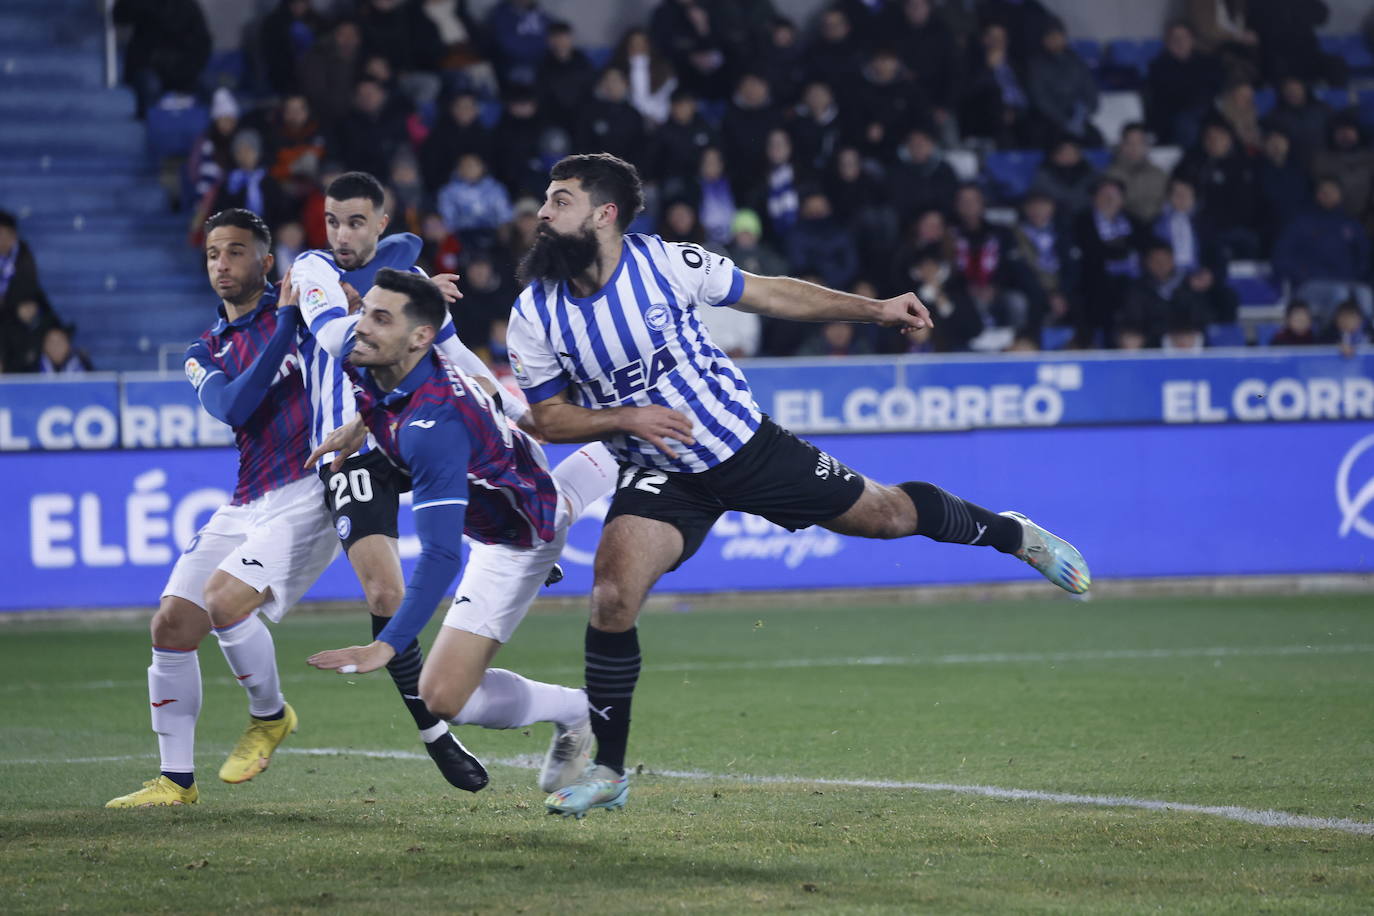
[506, 154, 1093, 818]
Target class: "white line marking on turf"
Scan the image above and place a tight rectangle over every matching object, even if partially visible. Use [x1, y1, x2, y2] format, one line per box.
[7, 747, 1373, 837]
[5, 643, 1373, 694]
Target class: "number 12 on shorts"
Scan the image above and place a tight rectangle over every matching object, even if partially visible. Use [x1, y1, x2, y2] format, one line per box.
[619, 467, 667, 495]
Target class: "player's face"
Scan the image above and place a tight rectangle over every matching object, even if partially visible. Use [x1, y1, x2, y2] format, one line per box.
[326, 196, 388, 271]
[205, 226, 270, 305]
[351, 288, 423, 367]
[521, 181, 607, 285]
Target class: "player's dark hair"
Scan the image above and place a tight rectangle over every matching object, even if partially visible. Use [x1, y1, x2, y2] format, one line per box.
[326, 171, 386, 210]
[0, 209, 16, 231]
[204, 208, 272, 250]
[549, 153, 645, 231]
[375, 267, 446, 331]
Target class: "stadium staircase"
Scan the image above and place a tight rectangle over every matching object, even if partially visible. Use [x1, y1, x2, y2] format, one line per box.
[0, 0, 205, 371]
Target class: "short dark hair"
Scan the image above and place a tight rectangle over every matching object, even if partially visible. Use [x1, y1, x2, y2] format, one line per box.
[204, 208, 272, 250]
[0, 209, 15, 231]
[374, 267, 446, 331]
[549, 153, 645, 231]
[326, 171, 386, 210]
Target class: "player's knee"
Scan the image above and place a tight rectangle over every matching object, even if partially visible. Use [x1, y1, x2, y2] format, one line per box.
[589, 581, 639, 632]
[418, 682, 460, 722]
[150, 599, 209, 649]
[362, 581, 404, 618]
[867, 485, 920, 539]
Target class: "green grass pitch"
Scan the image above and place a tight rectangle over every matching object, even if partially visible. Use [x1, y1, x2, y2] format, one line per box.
[2, 593, 1372, 913]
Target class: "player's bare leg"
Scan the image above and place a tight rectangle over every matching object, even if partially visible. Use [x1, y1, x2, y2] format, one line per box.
[203, 571, 297, 783]
[547, 515, 680, 818]
[106, 597, 211, 808]
[822, 477, 1090, 594]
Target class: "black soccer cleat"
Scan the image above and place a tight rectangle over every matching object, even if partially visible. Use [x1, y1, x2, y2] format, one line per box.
[425, 731, 489, 792]
[543, 563, 565, 587]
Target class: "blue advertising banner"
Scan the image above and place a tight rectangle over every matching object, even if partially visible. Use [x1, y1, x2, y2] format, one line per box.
[2, 350, 1370, 451]
[4, 423, 1370, 611]
[745, 349, 1374, 433]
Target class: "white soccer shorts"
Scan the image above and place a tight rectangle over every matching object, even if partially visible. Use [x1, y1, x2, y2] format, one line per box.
[441, 492, 571, 644]
[162, 474, 340, 622]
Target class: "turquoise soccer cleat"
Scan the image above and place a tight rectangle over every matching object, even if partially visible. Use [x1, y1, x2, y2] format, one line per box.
[544, 764, 629, 819]
[1001, 511, 1091, 594]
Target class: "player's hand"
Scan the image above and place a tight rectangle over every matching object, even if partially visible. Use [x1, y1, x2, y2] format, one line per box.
[878, 293, 934, 333]
[277, 268, 297, 307]
[307, 640, 396, 675]
[305, 415, 367, 471]
[340, 281, 364, 314]
[619, 405, 695, 457]
[432, 273, 463, 303]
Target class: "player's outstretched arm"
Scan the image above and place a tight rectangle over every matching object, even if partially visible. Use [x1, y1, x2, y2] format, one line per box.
[309, 413, 472, 673]
[190, 305, 301, 427]
[529, 389, 694, 457]
[734, 273, 933, 333]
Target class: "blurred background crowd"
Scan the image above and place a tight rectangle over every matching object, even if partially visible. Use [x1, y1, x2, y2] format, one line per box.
[4, 0, 1374, 374]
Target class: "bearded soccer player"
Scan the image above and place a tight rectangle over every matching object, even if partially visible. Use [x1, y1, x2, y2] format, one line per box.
[287, 269, 606, 794]
[503, 153, 1092, 818]
[106, 209, 334, 808]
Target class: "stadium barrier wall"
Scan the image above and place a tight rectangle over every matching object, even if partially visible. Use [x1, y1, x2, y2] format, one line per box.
[4, 420, 1371, 611]
[1, 351, 1371, 452]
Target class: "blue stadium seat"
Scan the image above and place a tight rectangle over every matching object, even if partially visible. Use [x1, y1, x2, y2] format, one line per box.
[1040, 326, 1075, 351]
[1205, 323, 1246, 348]
[1082, 148, 1112, 170]
[1317, 87, 1352, 112]
[1253, 87, 1276, 117]
[201, 50, 245, 92]
[145, 95, 208, 162]
[1228, 261, 1284, 308]
[1071, 39, 1102, 72]
[478, 99, 502, 128]
[1320, 34, 1374, 77]
[1253, 321, 1282, 346]
[585, 47, 613, 71]
[1356, 89, 1374, 129]
[982, 150, 1042, 202]
[1104, 39, 1162, 86]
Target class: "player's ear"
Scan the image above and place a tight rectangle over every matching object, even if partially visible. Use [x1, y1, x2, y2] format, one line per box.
[597, 202, 618, 230]
[262, 250, 275, 281]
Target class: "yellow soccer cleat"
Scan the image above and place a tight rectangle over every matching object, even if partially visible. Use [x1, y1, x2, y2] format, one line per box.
[105, 776, 199, 808]
[219, 702, 298, 784]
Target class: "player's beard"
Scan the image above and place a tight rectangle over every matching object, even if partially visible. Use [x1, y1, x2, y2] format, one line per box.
[517, 221, 600, 287]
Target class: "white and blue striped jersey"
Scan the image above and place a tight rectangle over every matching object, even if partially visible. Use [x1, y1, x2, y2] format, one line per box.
[505, 233, 762, 473]
[290, 247, 424, 466]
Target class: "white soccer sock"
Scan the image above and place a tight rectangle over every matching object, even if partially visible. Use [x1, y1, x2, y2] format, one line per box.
[212, 613, 284, 718]
[453, 668, 588, 730]
[552, 442, 617, 523]
[149, 648, 201, 774]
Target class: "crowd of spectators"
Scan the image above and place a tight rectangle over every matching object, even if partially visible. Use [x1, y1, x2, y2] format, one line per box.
[138, 0, 1374, 359]
[0, 211, 91, 375]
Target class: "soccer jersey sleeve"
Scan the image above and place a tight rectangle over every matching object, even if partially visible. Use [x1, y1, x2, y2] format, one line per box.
[186, 307, 300, 427]
[375, 410, 472, 654]
[658, 239, 745, 308]
[506, 296, 572, 405]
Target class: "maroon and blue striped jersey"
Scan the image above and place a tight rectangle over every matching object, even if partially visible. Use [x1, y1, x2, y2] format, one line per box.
[184, 286, 312, 505]
[350, 350, 558, 549]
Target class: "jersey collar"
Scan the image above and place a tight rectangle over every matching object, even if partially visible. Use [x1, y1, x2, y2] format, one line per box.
[360, 350, 440, 409]
[559, 239, 628, 307]
[211, 283, 280, 334]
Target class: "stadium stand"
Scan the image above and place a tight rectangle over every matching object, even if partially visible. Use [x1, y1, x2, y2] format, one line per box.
[2, 0, 1372, 369]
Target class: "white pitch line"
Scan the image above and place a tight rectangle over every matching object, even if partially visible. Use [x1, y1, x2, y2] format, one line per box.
[4, 643, 1373, 694]
[5, 747, 1373, 837]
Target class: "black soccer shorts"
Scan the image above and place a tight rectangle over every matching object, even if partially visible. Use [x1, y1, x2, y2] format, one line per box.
[604, 417, 866, 570]
[320, 450, 405, 551]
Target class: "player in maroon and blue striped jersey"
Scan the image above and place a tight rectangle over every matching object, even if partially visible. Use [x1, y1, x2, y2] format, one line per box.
[107, 210, 339, 809]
